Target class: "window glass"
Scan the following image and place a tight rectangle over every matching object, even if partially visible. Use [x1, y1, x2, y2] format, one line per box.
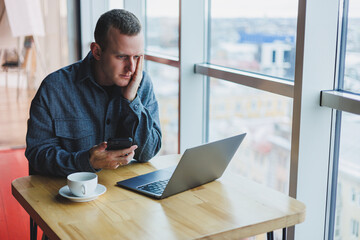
[145, 61, 179, 155]
[145, 0, 179, 57]
[343, 0, 360, 93]
[108, 0, 124, 9]
[333, 112, 360, 239]
[210, 0, 298, 80]
[208, 78, 293, 193]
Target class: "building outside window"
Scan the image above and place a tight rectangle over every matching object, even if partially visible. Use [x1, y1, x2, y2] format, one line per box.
[209, 0, 298, 80]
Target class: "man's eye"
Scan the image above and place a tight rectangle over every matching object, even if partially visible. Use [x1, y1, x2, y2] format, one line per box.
[117, 56, 126, 59]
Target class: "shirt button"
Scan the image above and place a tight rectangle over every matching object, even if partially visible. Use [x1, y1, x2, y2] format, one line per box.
[134, 104, 139, 110]
[106, 119, 111, 125]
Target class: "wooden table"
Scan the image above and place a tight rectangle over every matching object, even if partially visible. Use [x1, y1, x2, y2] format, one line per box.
[12, 155, 305, 240]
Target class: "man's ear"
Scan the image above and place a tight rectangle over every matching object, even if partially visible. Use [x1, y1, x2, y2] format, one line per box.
[90, 42, 102, 60]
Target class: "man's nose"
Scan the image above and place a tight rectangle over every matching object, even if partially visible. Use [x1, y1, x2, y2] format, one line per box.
[126, 57, 136, 73]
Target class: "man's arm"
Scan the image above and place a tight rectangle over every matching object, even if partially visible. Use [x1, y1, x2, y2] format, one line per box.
[121, 71, 162, 162]
[25, 100, 96, 177]
[26, 98, 137, 177]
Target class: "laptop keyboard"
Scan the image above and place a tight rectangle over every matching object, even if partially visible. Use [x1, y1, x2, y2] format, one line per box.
[137, 179, 170, 195]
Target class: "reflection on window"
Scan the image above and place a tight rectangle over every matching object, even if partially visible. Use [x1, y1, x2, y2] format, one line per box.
[343, 0, 360, 93]
[208, 78, 293, 194]
[210, 0, 298, 80]
[145, 0, 179, 57]
[145, 61, 178, 155]
[334, 112, 360, 240]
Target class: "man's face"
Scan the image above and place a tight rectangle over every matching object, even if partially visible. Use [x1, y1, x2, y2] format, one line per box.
[97, 27, 144, 87]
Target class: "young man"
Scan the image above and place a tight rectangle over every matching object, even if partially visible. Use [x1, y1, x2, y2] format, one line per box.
[25, 9, 162, 177]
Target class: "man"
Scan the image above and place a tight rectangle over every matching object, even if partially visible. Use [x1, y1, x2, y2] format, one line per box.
[25, 9, 162, 177]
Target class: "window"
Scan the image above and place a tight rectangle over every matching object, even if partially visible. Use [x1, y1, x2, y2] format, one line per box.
[144, 0, 180, 154]
[272, 51, 276, 63]
[209, 0, 298, 80]
[343, 0, 360, 93]
[351, 188, 356, 203]
[209, 78, 292, 193]
[327, 1, 360, 239]
[333, 113, 360, 239]
[351, 219, 359, 237]
[145, 61, 179, 155]
[145, 0, 179, 58]
[108, 0, 124, 9]
[284, 50, 291, 63]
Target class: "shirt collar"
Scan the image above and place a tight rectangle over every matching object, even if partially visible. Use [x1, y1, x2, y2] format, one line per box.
[77, 51, 123, 95]
[77, 51, 97, 83]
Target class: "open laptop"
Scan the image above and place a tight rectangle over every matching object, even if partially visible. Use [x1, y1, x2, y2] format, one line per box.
[116, 133, 246, 199]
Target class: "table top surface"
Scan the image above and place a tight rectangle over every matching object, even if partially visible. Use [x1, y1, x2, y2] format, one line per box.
[12, 154, 306, 240]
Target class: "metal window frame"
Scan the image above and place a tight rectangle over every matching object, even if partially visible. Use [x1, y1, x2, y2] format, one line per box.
[321, 90, 360, 115]
[195, 63, 294, 98]
[144, 52, 180, 68]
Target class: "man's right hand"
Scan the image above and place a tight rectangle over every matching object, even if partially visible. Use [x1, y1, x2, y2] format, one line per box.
[89, 142, 138, 169]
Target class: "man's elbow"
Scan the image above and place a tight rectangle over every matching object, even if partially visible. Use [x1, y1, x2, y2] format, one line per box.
[136, 142, 162, 163]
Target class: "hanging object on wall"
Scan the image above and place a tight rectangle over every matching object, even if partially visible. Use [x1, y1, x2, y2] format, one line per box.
[0, 0, 17, 48]
[4, 0, 45, 37]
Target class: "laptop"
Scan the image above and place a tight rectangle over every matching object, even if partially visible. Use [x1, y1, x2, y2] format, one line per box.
[116, 133, 246, 199]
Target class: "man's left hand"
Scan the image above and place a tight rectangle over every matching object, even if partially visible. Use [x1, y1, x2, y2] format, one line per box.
[121, 55, 143, 101]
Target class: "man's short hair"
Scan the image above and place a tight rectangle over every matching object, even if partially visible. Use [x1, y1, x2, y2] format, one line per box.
[94, 9, 142, 51]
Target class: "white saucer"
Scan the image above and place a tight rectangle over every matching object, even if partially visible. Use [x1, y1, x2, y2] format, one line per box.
[59, 184, 106, 202]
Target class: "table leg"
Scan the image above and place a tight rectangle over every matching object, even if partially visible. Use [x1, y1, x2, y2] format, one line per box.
[283, 227, 287, 240]
[30, 217, 37, 240]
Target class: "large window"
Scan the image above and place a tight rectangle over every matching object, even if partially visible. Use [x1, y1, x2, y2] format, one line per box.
[343, 0, 360, 93]
[144, 0, 180, 154]
[210, 0, 298, 80]
[209, 78, 292, 193]
[145, 61, 179, 155]
[145, 0, 179, 58]
[330, 1, 360, 239]
[108, 0, 123, 9]
[333, 113, 360, 240]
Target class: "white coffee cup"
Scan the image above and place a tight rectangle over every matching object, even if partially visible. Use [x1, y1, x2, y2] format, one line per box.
[67, 172, 98, 197]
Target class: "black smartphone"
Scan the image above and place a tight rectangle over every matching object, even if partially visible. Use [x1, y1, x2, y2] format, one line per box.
[106, 137, 133, 150]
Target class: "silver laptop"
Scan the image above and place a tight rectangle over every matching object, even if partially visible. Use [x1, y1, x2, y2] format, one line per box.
[116, 133, 246, 199]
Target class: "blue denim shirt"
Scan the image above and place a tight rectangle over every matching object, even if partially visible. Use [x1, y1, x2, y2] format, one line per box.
[25, 52, 162, 177]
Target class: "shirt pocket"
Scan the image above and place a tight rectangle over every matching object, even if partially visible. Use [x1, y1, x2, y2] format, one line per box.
[54, 119, 94, 152]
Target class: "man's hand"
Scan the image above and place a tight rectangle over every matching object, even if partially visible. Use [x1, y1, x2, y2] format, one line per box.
[89, 142, 138, 170]
[121, 55, 143, 101]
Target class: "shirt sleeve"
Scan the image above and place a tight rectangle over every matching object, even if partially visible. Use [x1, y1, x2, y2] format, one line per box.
[120, 72, 162, 162]
[25, 95, 98, 177]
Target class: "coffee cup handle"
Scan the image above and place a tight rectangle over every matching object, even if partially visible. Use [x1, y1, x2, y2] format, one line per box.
[81, 184, 86, 195]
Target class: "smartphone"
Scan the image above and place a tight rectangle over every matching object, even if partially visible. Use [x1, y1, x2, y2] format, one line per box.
[106, 137, 133, 151]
